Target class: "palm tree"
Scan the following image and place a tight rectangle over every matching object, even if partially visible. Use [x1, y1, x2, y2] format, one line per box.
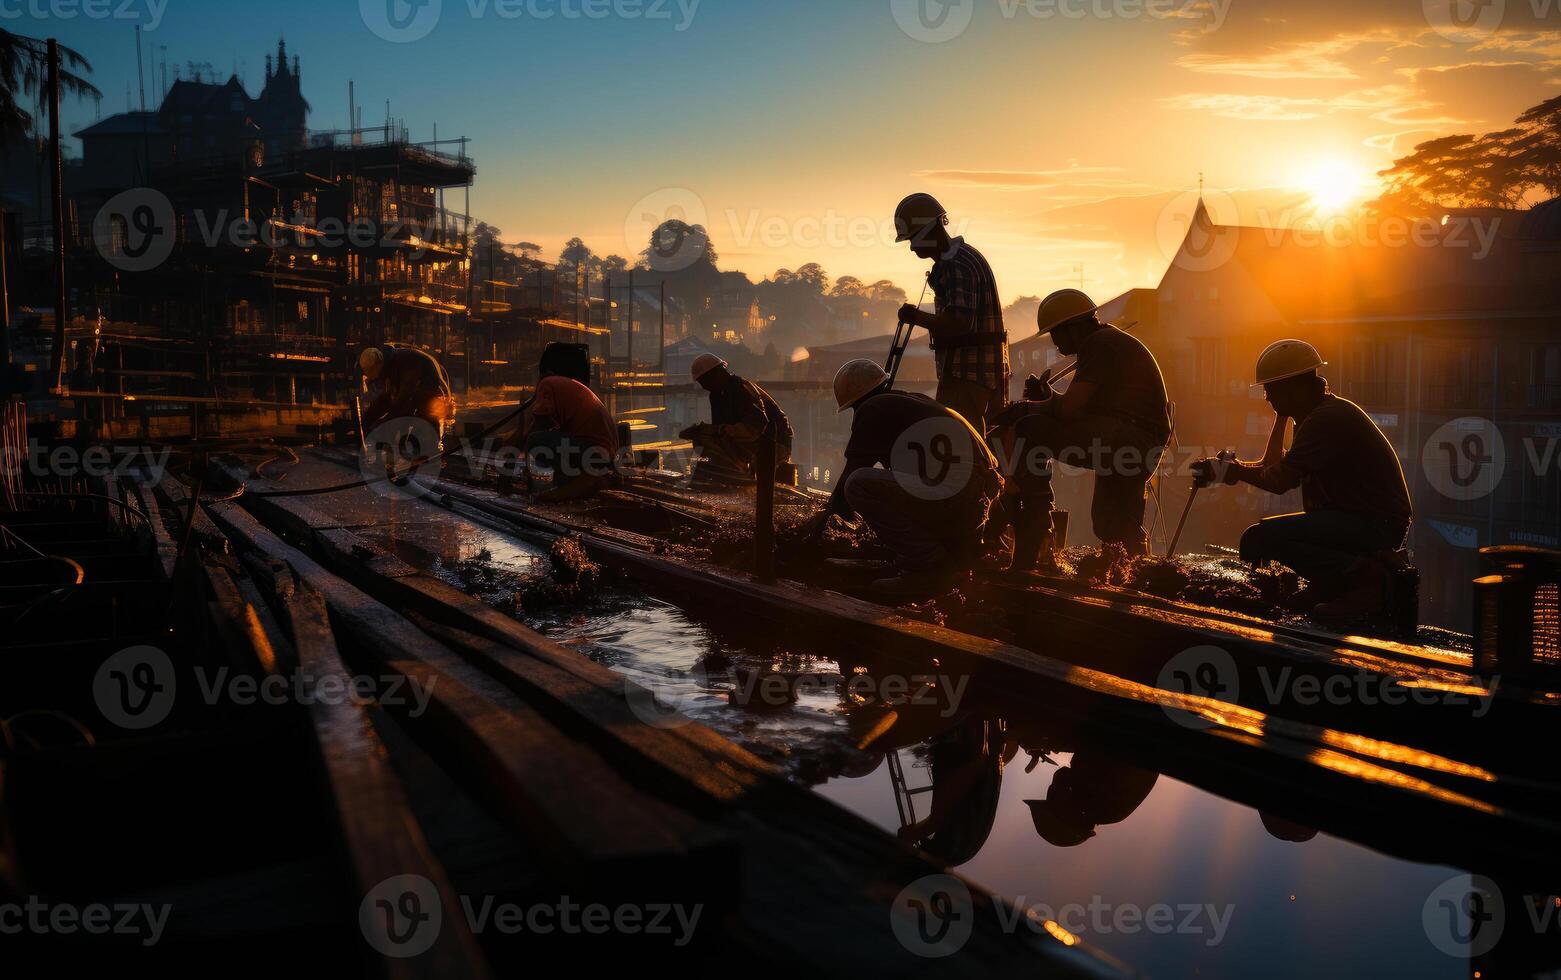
[0, 29, 100, 149]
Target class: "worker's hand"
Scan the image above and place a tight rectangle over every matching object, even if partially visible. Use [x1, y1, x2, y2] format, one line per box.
[1192, 455, 1239, 488]
[897, 303, 923, 328]
[1023, 371, 1054, 402]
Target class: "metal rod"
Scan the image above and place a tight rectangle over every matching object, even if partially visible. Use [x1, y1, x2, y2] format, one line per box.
[1166, 483, 1199, 559]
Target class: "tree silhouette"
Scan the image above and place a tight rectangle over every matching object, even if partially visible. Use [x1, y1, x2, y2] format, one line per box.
[0, 29, 100, 148]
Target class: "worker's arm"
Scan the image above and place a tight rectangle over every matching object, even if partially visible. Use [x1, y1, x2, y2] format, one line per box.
[360, 390, 393, 431]
[1050, 379, 1097, 422]
[900, 304, 966, 341]
[1260, 414, 1291, 467]
[1227, 460, 1302, 495]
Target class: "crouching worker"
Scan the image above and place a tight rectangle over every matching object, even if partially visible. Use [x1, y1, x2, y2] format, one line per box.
[803, 359, 1002, 599]
[680, 353, 794, 478]
[509, 362, 619, 503]
[1193, 340, 1412, 622]
[994, 290, 1170, 569]
[359, 346, 454, 481]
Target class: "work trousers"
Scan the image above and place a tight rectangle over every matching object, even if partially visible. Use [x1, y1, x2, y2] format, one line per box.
[935, 376, 998, 436]
[1003, 411, 1164, 547]
[1239, 510, 1408, 583]
[844, 468, 990, 572]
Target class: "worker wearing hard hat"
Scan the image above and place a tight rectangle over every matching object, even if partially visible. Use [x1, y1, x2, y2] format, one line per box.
[507, 354, 619, 502]
[359, 345, 455, 450]
[804, 358, 1003, 598]
[678, 353, 794, 478]
[1193, 340, 1412, 621]
[892, 193, 1010, 434]
[994, 290, 1171, 569]
[1024, 751, 1158, 848]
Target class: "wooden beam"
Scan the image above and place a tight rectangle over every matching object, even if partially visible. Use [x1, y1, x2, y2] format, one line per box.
[249, 558, 491, 980]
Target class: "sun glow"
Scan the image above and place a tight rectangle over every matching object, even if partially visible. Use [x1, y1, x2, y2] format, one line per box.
[1293, 158, 1373, 214]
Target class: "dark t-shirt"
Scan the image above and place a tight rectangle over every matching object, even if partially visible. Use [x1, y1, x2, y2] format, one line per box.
[711, 375, 794, 445]
[1072, 326, 1171, 441]
[1277, 395, 1412, 526]
[846, 391, 1001, 499]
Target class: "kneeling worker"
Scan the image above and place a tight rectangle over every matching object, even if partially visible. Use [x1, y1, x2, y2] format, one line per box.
[359, 344, 455, 453]
[995, 289, 1171, 569]
[805, 359, 1002, 598]
[680, 354, 794, 478]
[1193, 340, 1412, 621]
[510, 360, 619, 502]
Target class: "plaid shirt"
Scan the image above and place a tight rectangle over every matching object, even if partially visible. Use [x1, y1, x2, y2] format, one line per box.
[928, 237, 1009, 394]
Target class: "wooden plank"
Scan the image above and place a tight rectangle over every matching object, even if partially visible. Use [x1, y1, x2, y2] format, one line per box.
[158, 473, 227, 553]
[250, 559, 491, 980]
[207, 501, 737, 889]
[133, 482, 178, 581]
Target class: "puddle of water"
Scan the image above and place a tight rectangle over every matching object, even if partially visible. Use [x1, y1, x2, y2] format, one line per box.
[343, 501, 1526, 976]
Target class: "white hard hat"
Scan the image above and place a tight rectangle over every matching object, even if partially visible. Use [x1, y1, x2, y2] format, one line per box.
[1036, 288, 1099, 336]
[833, 358, 889, 413]
[1253, 340, 1326, 387]
[359, 346, 385, 381]
[690, 353, 728, 381]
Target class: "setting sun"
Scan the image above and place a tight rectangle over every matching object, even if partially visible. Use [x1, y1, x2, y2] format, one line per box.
[1293, 159, 1374, 214]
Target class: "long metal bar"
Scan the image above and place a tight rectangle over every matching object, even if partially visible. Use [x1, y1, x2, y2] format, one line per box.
[47, 39, 67, 393]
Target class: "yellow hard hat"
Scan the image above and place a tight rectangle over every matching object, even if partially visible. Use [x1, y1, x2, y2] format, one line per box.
[690, 353, 728, 381]
[1036, 289, 1099, 336]
[359, 346, 385, 381]
[1253, 339, 1326, 387]
[894, 193, 948, 243]
[834, 358, 889, 412]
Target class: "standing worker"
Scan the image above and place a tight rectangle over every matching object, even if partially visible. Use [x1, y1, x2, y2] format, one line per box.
[359, 345, 455, 453]
[804, 359, 1002, 598]
[892, 193, 1009, 434]
[1192, 340, 1413, 621]
[994, 290, 1171, 569]
[679, 353, 794, 480]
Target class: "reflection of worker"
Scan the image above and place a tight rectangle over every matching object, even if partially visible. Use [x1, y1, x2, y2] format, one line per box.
[896, 716, 1007, 867]
[679, 354, 793, 478]
[359, 345, 454, 450]
[892, 193, 1009, 434]
[1193, 341, 1413, 622]
[805, 359, 1002, 598]
[510, 361, 619, 502]
[1024, 750, 1158, 847]
[994, 290, 1171, 567]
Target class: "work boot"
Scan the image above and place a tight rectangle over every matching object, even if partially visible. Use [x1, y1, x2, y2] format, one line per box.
[1313, 558, 1388, 624]
[870, 565, 960, 601]
[1006, 499, 1053, 575]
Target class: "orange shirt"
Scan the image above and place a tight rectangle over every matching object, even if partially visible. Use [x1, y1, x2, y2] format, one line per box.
[531, 376, 618, 453]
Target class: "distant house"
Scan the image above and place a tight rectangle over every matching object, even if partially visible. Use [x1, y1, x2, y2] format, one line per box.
[793, 333, 935, 389]
[75, 39, 310, 187]
[701, 271, 766, 347]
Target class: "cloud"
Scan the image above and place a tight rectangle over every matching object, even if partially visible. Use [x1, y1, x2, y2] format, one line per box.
[912, 167, 1128, 189]
[1173, 34, 1400, 78]
[1159, 93, 1328, 120]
